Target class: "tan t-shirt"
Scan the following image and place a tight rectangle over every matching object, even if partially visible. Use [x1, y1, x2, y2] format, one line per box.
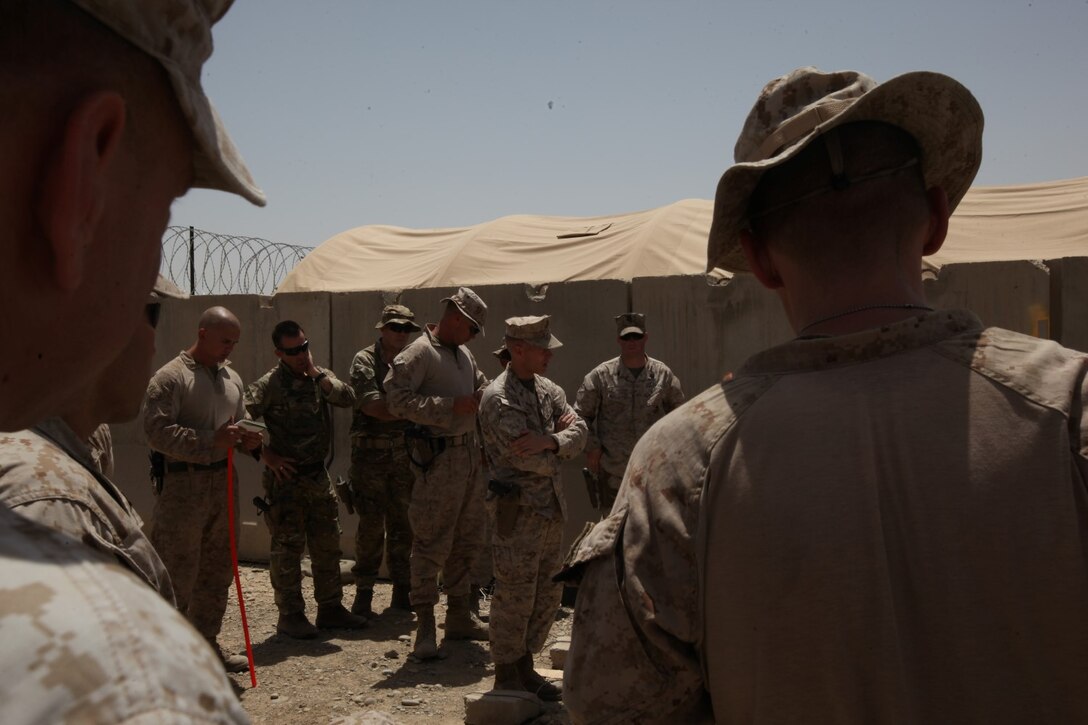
[565, 310, 1088, 723]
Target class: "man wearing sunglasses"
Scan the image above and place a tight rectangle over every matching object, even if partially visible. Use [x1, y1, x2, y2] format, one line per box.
[245, 320, 367, 639]
[345, 304, 422, 617]
[142, 305, 262, 672]
[385, 287, 491, 659]
[574, 313, 685, 515]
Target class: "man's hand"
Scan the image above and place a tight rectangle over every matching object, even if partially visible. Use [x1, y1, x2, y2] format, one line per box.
[556, 410, 576, 432]
[240, 430, 263, 450]
[452, 395, 479, 415]
[510, 432, 557, 457]
[213, 420, 244, 449]
[586, 447, 602, 475]
[262, 448, 297, 482]
[304, 350, 320, 378]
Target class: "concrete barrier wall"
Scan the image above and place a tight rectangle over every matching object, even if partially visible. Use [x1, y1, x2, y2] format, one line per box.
[107, 261, 1064, 565]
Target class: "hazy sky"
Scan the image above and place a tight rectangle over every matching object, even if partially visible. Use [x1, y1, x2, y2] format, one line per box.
[172, 0, 1088, 248]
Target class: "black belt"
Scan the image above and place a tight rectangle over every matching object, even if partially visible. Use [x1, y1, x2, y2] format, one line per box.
[354, 436, 404, 450]
[166, 459, 228, 474]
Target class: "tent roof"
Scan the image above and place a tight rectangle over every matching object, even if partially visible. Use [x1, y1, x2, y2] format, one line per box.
[277, 177, 1088, 293]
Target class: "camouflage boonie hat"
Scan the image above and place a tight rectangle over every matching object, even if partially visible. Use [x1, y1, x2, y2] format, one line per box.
[707, 67, 983, 273]
[441, 287, 487, 336]
[71, 0, 266, 206]
[504, 316, 562, 350]
[615, 313, 646, 337]
[375, 304, 420, 330]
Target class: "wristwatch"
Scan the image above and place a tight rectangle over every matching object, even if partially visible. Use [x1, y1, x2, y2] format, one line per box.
[312, 369, 328, 383]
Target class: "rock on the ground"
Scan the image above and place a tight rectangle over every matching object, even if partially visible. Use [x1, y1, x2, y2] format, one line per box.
[549, 637, 570, 670]
[464, 690, 542, 725]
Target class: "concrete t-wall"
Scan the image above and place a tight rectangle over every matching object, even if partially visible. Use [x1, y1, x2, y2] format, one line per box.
[108, 261, 1066, 567]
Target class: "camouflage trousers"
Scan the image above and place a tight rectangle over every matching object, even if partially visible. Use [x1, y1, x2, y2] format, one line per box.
[150, 466, 237, 641]
[486, 502, 563, 665]
[263, 466, 343, 615]
[598, 469, 620, 514]
[470, 470, 494, 587]
[407, 443, 485, 607]
[349, 443, 414, 588]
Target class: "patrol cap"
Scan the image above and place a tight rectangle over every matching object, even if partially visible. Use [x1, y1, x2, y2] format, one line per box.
[615, 313, 646, 338]
[71, 0, 266, 207]
[504, 315, 562, 350]
[707, 67, 982, 273]
[376, 304, 420, 331]
[440, 286, 487, 336]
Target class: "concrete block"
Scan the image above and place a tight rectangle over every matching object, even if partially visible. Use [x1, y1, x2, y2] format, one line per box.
[549, 637, 570, 670]
[463, 690, 541, 725]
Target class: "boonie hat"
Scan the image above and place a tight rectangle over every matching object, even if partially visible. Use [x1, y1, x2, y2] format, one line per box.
[71, 0, 266, 206]
[504, 316, 562, 350]
[376, 304, 420, 331]
[615, 313, 646, 337]
[707, 67, 983, 273]
[441, 287, 487, 336]
[150, 274, 188, 300]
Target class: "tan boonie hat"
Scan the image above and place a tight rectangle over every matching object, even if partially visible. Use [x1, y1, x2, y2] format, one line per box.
[71, 0, 266, 207]
[707, 67, 983, 273]
[615, 313, 646, 337]
[376, 304, 420, 331]
[504, 316, 562, 350]
[441, 287, 487, 336]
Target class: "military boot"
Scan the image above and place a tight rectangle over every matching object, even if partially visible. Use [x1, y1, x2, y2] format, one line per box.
[412, 606, 439, 660]
[276, 611, 319, 640]
[316, 602, 369, 629]
[210, 640, 249, 673]
[517, 653, 562, 701]
[492, 661, 523, 692]
[444, 594, 489, 641]
[351, 586, 374, 618]
[390, 581, 412, 611]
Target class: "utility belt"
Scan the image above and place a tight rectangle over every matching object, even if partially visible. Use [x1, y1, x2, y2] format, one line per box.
[165, 459, 229, 474]
[404, 427, 474, 471]
[353, 435, 405, 450]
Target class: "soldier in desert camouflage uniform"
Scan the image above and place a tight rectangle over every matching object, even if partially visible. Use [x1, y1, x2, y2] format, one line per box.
[245, 320, 367, 639]
[574, 312, 685, 513]
[346, 304, 421, 617]
[479, 316, 586, 700]
[143, 305, 261, 671]
[0, 1, 263, 720]
[384, 287, 491, 659]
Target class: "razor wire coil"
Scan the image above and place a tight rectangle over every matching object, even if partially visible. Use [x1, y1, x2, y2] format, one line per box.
[161, 226, 311, 296]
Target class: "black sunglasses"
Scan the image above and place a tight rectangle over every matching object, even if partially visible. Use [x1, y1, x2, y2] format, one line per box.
[145, 303, 161, 329]
[386, 323, 415, 333]
[278, 340, 310, 356]
[620, 333, 644, 341]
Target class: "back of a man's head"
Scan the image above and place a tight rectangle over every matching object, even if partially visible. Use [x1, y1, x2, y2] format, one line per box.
[0, 0, 262, 432]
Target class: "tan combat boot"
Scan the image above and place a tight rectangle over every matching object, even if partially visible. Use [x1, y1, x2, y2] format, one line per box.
[316, 602, 369, 629]
[517, 653, 562, 701]
[412, 605, 439, 659]
[210, 640, 249, 673]
[351, 586, 374, 618]
[492, 661, 523, 692]
[276, 611, 319, 640]
[444, 594, 489, 640]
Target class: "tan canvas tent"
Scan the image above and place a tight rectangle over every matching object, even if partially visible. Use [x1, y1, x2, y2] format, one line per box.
[277, 177, 1088, 293]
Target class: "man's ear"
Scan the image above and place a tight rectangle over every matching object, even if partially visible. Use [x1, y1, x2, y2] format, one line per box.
[739, 228, 783, 290]
[921, 186, 950, 257]
[36, 91, 127, 292]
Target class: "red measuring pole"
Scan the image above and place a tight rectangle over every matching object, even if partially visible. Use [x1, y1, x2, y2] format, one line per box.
[227, 447, 258, 687]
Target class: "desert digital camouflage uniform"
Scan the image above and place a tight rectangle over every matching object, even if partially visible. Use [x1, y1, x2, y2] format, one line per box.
[384, 324, 488, 606]
[348, 338, 415, 589]
[144, 350, 246, 641]
[86, 422, 114, 477]
[245, 362, 355, 615]
[574, 354, 684, 504]
[0, 418, 174, 603]
[0, 504, 249, 724]
[478, 365, 586, 665]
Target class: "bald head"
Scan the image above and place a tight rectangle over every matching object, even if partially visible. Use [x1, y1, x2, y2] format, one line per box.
[191, 307, 241, 368]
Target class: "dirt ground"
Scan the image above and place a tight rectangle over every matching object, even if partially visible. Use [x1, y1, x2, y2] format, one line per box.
[220, 563, 572, 725]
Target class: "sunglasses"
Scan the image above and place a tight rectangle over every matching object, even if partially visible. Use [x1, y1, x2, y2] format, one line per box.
[620, 333, 644, 341]
[278, 340, 310, 356]
[470, 325, 481, 336]
[386, 323, 415, 333]
[146, 303, 161, 329]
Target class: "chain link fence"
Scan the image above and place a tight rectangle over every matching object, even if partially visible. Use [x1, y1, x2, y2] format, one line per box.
[160, 226, 311, 296]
